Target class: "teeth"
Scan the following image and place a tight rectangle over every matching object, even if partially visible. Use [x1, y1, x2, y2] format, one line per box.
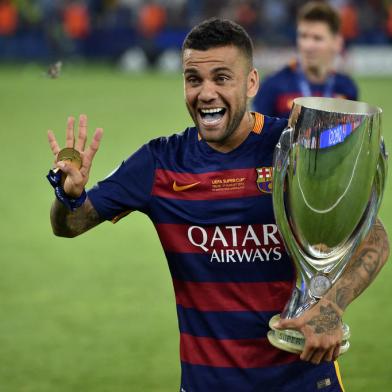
[200, 108, 224, 114]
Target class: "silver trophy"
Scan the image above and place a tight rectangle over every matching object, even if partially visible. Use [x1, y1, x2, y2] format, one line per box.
[268, 97, 388, 354]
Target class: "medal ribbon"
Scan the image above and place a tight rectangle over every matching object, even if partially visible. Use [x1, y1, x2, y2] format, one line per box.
[296, 61, 335, 97]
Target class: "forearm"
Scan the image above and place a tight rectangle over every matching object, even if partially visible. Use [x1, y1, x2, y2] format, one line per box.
[324, 219, 390, 312]
[50, 197, 103, 237]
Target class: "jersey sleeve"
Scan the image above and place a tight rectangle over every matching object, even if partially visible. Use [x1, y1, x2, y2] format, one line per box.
[338, 74, 359, 101]
[347, 78, 359, 100]
[87, 143, 155, 222]
[262, 116, 289, 149]
[252, 75, 279, 117]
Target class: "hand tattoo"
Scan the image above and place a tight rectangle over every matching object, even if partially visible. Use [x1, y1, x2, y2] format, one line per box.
[307, 304, 341, 335]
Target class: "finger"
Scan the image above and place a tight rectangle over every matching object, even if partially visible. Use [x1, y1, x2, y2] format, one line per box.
[56, 161, 83, 186]
[56, 161, 77, 176]
[300, 335, 317, 362]
[56, 161, 84, 197]
[275, 318, 300, 331]
[309, 348, 326, 365]
[75, 114, 88, 152]
[322, 346, 335, 363]
[81, 128, 103, 175]
[65, 116, 75, 148]
[332, 344, 341, 361]
[48, 130, 60, 155]
[300, 345, 315, 362]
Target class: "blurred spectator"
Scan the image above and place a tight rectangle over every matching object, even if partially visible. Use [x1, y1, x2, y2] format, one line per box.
[0, 0, 391, 61]
[15, 0, 42, 30]
[63, 1, 91, 39]
[138, 1, 166, 38]
[258, 0, 290, 44]
[185, 0, 203, 26]
[233, 0, 259, 38]
[136, 0, 167, 65]
[339, 1, 359, 44]
[162, 0, 187, 29]
[202, 0, 228, 19]
[387, 1, 392, 40]
[357, 0, 388, 43]
[0, 0, 18, 36]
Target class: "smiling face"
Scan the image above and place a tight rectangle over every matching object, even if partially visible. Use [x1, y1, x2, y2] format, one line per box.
[297, 20, 341, 75]
[183, 45, 259, 151]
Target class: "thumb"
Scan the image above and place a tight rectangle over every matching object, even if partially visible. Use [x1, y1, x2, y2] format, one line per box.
[56, 161, 83, 185]
[56, 161, 85, 197]
[56, 161, 76, 175]
[272, 317, 299, 331]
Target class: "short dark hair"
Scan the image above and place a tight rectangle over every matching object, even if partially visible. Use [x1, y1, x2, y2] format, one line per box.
[297, 1, 341, 34]
[182, 18, 253, 67]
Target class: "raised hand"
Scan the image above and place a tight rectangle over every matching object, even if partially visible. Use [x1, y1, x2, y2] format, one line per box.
[48, 114, 103, 198]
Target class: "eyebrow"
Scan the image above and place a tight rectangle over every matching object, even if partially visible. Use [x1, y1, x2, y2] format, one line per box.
[211, 66, 234, 75]
[184, 66, 234, 75]
[183, 68, 199, 75]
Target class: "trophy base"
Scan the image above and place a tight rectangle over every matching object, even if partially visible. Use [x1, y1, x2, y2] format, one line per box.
[267, 314, 350, 355]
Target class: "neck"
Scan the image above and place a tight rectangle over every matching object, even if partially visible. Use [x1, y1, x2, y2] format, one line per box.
[303, 64, 332, 83]
[207, 112, 255, 153]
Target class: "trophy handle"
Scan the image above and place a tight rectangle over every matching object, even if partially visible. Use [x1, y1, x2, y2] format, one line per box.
[374, 137, 388, 212]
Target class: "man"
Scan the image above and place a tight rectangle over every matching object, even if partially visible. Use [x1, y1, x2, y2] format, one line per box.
[253, 2, 358, 118]
[47, 18, 389, 392]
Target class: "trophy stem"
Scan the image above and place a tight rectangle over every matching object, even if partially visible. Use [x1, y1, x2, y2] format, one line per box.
[267, 314, 350, 355]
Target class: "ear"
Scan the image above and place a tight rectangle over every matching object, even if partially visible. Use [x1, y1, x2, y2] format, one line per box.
[247, 68, 259, 99]
[335, 33, 343, 54]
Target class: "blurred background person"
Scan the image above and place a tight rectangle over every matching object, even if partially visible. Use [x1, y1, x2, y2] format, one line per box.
[63, 0, 91, 57]
[0, 0, 18, 36]
[253, 1, 358, 118]
[136, 0, 166, 65]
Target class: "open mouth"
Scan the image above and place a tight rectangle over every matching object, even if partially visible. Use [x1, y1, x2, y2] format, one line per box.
[198, 107, 227, 126]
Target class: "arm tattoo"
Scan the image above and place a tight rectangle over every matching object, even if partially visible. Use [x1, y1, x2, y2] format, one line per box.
[306, 304, 341, 335]
[50, 197, 103, 237]
[327, 219, 389, 311]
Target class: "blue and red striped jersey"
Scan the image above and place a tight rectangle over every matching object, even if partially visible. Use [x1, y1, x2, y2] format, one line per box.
[88, 112, 344, 391]
[253, 61, 358, 119]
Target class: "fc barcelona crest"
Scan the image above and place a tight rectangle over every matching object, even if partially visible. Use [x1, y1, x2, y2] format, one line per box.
[256, 167, 273, 193]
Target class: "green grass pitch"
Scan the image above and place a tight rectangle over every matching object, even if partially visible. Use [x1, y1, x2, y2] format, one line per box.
[1, 64, 391, 391]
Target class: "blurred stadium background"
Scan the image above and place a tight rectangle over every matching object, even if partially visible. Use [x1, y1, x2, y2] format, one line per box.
[1, 0, 391, 391]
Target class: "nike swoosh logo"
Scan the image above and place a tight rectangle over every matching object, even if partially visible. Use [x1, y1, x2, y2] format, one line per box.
[173, 181, 200, 192]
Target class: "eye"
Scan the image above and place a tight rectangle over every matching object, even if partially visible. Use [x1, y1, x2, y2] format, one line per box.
[216, 74, 230, 84]
[187, 76, 202, 87]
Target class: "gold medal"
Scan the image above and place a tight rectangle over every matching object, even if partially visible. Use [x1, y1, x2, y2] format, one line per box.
[56, 147, 82, 169]
[53, 148, 82, 185]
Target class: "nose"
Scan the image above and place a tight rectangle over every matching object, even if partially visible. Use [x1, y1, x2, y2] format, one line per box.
[198, 80, 218, 102]
[301, 36, 316, 52]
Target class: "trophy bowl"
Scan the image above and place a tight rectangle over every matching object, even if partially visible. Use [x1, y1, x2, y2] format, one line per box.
[267, 97, 388, 354]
